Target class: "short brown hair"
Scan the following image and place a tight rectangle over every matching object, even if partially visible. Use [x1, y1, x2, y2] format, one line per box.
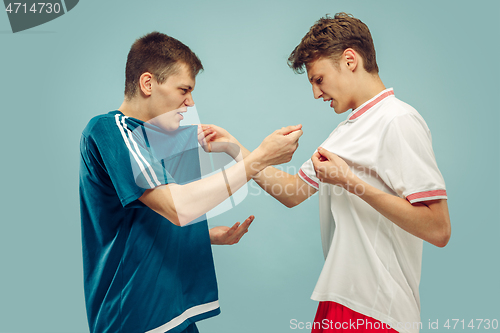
[124, 32, 203, 99]
[288, 13, 378, 74]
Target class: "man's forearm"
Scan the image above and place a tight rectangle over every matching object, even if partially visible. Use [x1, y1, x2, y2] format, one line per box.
[231, 140, 315, 207]
[352, 179, 451, 247]
[144, 125, 303, 225]
[142, 149, 269, 226]
[169, 150, 268, 225]
[254, 167, 317, 207]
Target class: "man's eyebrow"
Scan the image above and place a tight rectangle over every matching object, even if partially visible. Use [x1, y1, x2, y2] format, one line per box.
[181, 84, 193, 90]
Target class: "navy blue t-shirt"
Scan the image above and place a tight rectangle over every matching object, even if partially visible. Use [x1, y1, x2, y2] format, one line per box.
[79, 111, 220, 333]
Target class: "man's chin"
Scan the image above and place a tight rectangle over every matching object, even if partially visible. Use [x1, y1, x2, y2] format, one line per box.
[333, 106, 349, 114]
[162, 123, 180, 132]
[148, 119, 180, 132]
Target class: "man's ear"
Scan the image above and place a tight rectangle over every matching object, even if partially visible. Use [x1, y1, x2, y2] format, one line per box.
[343, 48, 358, 72]
[139, 72, 153, 97]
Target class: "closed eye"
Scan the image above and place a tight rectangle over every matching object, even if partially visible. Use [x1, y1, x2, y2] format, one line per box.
[316, 77, 323, 84]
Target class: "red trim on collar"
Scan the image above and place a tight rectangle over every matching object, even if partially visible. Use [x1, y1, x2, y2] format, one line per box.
[348, 89, 395, 121]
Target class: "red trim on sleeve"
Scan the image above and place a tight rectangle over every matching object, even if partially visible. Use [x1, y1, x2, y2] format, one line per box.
[349, 89, 395, 120]
[299, 169, 319, 189]
[406, 190, 447, 203]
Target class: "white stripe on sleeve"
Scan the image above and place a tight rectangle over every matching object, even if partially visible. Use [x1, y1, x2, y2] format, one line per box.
[114, 114, 155, 188]
[121, 116, 161, 187]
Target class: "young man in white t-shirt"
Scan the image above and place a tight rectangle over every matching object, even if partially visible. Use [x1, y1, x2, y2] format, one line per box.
[200, 13, 450, 333]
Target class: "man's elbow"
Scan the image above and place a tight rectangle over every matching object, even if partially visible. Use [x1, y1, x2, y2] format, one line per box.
[432, 220, 451, 248]
[283, 195, 304, 208]
[433, 231, 451, 248]
[155, 203, 183, 226]
[159, 209, 181, 226]
[177, 212, 196, 227]
[169, 215, 182, 227]
[173, 206, 200, 227]
[165, 207, 194, 227]
[140, 186, 183, 226]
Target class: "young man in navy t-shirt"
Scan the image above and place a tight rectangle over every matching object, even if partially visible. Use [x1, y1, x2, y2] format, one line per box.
[79, 32, 303, 333]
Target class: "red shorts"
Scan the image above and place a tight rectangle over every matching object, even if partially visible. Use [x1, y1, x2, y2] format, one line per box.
[311, 302, 398, 333]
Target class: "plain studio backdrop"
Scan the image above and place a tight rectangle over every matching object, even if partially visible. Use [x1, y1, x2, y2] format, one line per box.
[0, 0, 498, 332]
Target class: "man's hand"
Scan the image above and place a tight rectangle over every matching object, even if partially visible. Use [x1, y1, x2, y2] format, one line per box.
[311, 147, 360, 192]
[209, 215, 254, 245]
[253, 125, 303, 169]
[198, 124, 241, 159]
[198, 124, 216, 152]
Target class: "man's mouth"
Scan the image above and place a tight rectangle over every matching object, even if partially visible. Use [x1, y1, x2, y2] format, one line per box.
[176, 107, 188, 119]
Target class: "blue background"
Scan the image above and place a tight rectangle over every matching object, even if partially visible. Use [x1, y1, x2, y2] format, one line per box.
[1, 0, 499, 332]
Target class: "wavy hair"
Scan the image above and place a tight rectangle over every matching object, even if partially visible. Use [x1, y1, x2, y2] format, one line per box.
[288, 13, 378, 74]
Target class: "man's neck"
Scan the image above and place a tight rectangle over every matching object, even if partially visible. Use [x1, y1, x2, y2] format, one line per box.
[118, 98, 150, 122]
[351, 74, 386, 110]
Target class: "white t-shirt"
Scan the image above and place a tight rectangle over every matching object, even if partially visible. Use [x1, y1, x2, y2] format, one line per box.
[299, 88, 447, 333]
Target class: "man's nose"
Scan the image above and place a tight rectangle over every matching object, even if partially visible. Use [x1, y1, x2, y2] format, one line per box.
[312, 85, 322, 99]
[184, 93, 195, 107]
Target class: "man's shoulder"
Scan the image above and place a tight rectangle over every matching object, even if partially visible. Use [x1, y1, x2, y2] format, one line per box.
[374, 98, 433, 144]
[381, 96, 417, 116]
[82, 111, 121, 136]
[376, 96, 428, 128]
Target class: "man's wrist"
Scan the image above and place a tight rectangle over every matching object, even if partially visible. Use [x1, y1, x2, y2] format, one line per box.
[208, 228, 218, 245]
[245, 149, 268, 177]
[225, 145, 239, 159]
[222, 137, 240, 158]
[230, 138, 249, 157]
